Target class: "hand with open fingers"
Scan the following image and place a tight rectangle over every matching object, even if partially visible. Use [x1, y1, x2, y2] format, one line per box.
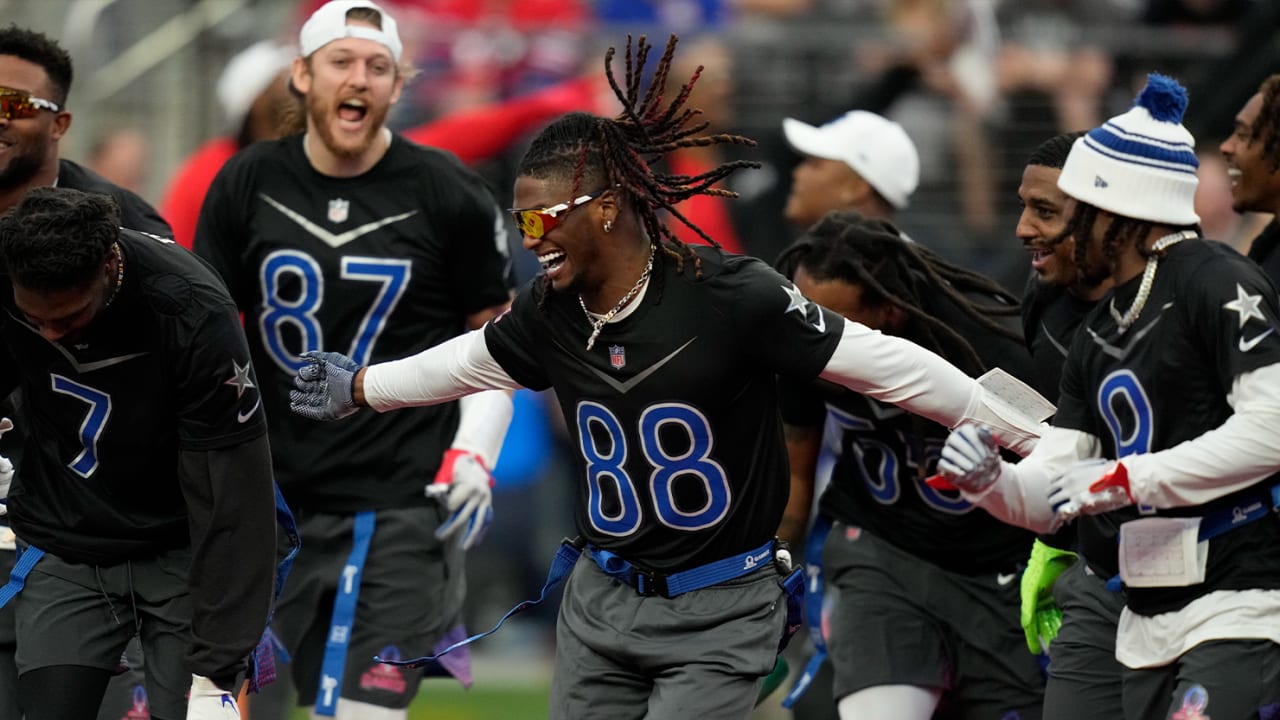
[426, 449, 494, 550]
[289, 351, 361, 421]
[0, 417, 13, 516]
[937, 424, 1001, 493]
[186, 674, 240, 719]
[1047, 458, 1132, 519]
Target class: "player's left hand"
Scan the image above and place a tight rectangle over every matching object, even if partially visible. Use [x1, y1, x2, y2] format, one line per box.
[425, 449, 494, 550]
[186, 674, 239, 719]
[0, 417, 14, 517]
[1047, 458, 1133, 519]
[289, 351, 361, 421]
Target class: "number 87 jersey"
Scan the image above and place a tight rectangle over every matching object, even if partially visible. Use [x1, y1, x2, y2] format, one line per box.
[483, 249, 843, 573]
[194, 136, 513, 512]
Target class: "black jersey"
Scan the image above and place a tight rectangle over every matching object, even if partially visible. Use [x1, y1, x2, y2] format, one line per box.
[484, 249, 843, 571]
[1246, 219, 1280, 290]
[195, 134, 512, 512]
[58, 159, 173, 238]
[780, 287, 1037, 575]
[1056, 238, 1280, 615]
[1021, 274, 1097, 401]
[0, 230, 266, 564]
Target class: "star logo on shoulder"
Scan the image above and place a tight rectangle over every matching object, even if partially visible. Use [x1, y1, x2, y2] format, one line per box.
[781, 284, 825, 332]
[1223, 283, 1267, 329]
[224, 359, 256, 397]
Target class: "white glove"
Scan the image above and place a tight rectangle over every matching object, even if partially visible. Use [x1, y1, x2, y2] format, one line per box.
[1047, 458, 1133, 520]
[937, 424, 1002, 493]
[426, 449, 494, 550]
[0, 417, 14, 517]
[186, 674, 239, 719]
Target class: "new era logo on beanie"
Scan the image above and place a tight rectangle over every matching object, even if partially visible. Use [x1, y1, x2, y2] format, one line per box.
[1058, 73, 1200, 226]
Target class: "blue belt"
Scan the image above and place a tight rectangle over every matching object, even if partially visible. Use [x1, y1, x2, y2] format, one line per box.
[586, 538, 776, 598]
[782, 514, 833, 709]
[1105, 483, 1280, 592]
[0, 544, 45, 609]
[379, 537, 786, 669]
[314, 510, 375, 716]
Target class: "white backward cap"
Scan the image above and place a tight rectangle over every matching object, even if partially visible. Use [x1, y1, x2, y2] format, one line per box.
[782, 110, 920, 210]
[217, 40, 297, 129]
[299, 0, 403, 62]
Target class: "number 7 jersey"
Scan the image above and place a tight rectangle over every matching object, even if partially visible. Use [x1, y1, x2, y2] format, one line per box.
[194, 135, 513, 512]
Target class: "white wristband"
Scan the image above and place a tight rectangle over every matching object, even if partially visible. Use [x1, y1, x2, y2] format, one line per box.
[451, 391, 514, 469]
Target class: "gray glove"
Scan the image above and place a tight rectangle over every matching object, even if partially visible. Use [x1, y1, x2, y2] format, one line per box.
[289, 351, 361, 421]
[937, 424, 1002, 493]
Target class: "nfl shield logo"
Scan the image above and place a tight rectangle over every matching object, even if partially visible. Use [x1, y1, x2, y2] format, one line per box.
[609, 345, 626, 370]
[328, 198, 350, 223]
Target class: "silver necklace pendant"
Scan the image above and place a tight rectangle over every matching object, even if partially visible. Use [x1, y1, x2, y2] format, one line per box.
[580, 246, 655, 351]
[1108, 230, 1197, 332]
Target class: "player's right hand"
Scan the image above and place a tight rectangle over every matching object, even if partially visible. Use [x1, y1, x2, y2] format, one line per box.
[290, 351, 361, 421]
[1019, 539, 1076, 655]
[0, 417, 14, 516]
[937, 424, 1001, 493]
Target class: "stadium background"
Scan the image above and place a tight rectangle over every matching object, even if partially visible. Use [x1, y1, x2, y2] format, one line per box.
[4, 0, 1277, 717]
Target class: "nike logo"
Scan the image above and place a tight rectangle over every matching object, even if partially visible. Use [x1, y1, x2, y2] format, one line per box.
[583, 337, 696, 394]
[997, 572, 1018, 586]
[1040, 322, 1070, 358]
[260, 195, 419, 249]
[238, 396, 262, 423]
[1087, 302, 1172, 360]
[9, 311, 152, 372]
[1239, 327, 1275, 352]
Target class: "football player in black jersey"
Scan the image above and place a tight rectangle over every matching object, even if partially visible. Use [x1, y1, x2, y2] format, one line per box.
[194, 3, 515, 719]
[0, 25, 174, 720]
[0, 188, 275, 720]
[1221, 73, 1280, 286]
[941, 74, 1280, 720]
[1014, 130, 1129, 720]
[288, 35, 1050, 719]
[775, 212, 1044, 719]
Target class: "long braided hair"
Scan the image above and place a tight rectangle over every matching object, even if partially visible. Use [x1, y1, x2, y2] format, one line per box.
[518, 35, 760, 287]
[1056, 201, 1199, 285]
[775, 211, 1021, 376]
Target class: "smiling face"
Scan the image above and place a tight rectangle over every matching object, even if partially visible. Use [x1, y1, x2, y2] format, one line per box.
[513, 174, 608, 295]
[293, 27, 402, 160]
[1220, 92, 1280, 216]
[0, 54, 68, 194]
[1016, 164, 1078, 288]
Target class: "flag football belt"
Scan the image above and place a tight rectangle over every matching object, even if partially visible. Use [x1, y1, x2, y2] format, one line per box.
[586, 538, 777, 598]
[782, 514, 833, 709]
[1105, 483, 1280, 592]
[379, 536, 803, 670]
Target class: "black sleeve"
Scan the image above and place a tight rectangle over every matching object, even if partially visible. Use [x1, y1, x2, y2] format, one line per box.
[180, 434, 276, 682]
[482, 285, 550, 390]
[732, 259, 843, 380]
[114, 191, 174, 239]
[193, 158, 254, 309]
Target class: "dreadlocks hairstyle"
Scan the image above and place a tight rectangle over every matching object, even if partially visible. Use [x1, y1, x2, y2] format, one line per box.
[0, 24, 73, 106]
[0, 186, 119, 292]
[1056, 201, 1199, 285]
[1027, 130, 1087, 171]
[1252, 74, 1280, 174]
[775, 210, 1021, 377]
[517, 35, 760, 280]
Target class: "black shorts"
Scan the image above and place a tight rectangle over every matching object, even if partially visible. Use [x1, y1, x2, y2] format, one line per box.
[822, 522, 1044, 719]
[1123, 639, 1280, 720]
[1042, 560, 1125, 720]
[274, 505, 465, 710]
[13, 544, 194, 720]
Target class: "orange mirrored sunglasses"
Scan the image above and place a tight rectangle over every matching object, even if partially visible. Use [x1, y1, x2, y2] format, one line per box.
[0, 86, 60, 120]
[509, 190, 605, 240]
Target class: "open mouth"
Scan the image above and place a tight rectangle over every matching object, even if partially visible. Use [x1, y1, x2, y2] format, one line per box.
[1027, 246, 1054, 269]
[337, 99, 368, 124]
[1227, 167, 1242, 189]
[539, 250, 567, 277]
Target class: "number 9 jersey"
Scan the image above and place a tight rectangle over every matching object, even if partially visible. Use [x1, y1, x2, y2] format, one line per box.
[194, 135, 513, 512]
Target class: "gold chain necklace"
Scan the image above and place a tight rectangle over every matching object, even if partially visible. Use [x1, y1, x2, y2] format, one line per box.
[1108, 230, 1196, 332]
[578, 245, 655, 351]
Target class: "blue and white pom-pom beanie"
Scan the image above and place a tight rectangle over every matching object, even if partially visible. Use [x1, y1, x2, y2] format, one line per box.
[1058, 73, 1201, 226]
